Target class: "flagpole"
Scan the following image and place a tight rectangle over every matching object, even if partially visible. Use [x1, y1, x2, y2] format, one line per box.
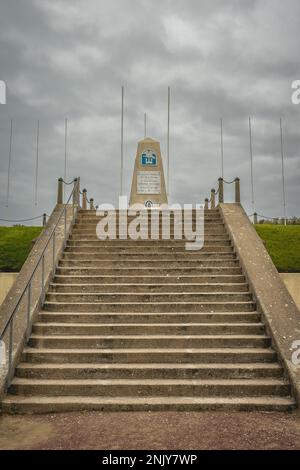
[248, 117, 255, 217]
[167, 86, 170, 197]
[220, 118, 224, 179]
[34, 119, 40, 205]
[280, 117, 287, 225]
[120, 85, 124, 196]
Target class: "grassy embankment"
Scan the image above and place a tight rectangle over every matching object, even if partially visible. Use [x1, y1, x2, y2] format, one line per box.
[0, 226, 42, 272]
[0, 225, 299, 272]
[255, 224, 300, 272]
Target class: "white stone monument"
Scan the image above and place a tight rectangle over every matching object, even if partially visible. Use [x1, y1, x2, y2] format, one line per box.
[129, 137, 168, 207]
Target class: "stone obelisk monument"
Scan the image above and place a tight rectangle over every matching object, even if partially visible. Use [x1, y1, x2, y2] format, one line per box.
[129, 137, 168, 207]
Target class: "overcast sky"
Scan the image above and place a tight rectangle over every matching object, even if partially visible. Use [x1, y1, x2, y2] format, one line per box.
[0, 0, 300, 225]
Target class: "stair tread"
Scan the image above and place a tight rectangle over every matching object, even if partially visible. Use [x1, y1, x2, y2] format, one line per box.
[17, 362, 282, 370]
[10, 377, 289, 385]
[49, 291, 251, 297]
[34, 322, 264, 327]
[51, 283, 246, 287]
[3, 396, 295, 407]
[30, 334, 269, 339]
[43, 301, 255, 305]
[23, 347, 274, 353]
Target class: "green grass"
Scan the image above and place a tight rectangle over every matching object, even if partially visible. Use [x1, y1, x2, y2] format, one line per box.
[0, 226, 43, 272]
[0, 224, 299, 273]
[255, 224, 300, 272]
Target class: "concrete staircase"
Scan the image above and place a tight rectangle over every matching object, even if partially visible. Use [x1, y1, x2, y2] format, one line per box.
[2, 209, 296, 412]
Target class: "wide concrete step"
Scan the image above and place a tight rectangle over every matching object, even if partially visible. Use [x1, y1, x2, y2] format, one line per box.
[28, 334, 270, 349]
[59, 259, 239, 268]
[73, 222, 224, 230]
[67, 238, 231, 247]
[69, 234, 227, 241]
[70, 229, 226, 237]
[8, 377, 290, 397]
[46, 292, 253, 303]
[38, 311, 261, 324]
[77, 209, 220, 215]
[21, 347, 277, 363]
[62, 251, 236, 260]
[49, 282, 249, 293]
[76, 214, 222, 221]
[32, 322, 265, 336]
[56, 267, 243, 276]
[53, 274, 246, 284]
[73, 218, 224, 224]
[43, 300, 256, 313]
[76, 215, 222, 221]
[15, 362, 284, 380]
[65, 243, 232, 252]
[2, 395, 296, 413]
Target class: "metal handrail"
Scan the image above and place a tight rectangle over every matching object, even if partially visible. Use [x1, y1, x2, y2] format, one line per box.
[0, 177, 80, 387]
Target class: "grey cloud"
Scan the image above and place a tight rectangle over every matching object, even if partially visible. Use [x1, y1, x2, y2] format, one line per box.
[0, 0, 299, 225]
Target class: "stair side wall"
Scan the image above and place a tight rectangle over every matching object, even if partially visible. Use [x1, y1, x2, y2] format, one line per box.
[0, 204, 75, 397]
[219, 202, 300, 407]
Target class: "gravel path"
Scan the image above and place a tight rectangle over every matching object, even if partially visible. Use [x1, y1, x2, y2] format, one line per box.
[1, 410, 300, 449]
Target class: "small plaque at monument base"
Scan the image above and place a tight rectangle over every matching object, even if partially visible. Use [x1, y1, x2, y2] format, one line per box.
[137, 171, 161, 195]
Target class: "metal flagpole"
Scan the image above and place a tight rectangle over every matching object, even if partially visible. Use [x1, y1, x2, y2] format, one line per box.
[34, 119, 40, 206]
[167, 86, 170, 197]
[248, 117, 255, 217]
[144, 112, 147, 138]
[120, 85, 124, 196]
[64, 118, 68, 181]
[6, 119, 13, 207]
[280, 117, 287, 225]
[220, 118, 224, 179]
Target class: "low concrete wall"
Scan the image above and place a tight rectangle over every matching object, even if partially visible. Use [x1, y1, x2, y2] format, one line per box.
[281, 274, 300, 310]
[0, 204, 75, 396]
[0, 274, 18, 306]
[220, 203, 300, 407]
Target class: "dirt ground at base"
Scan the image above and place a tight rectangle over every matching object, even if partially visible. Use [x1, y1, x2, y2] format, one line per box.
[0, 410, 300, 450]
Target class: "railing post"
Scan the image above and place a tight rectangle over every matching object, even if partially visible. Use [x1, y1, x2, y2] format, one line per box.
[204, 198, 209, 210]
[211, 189, 216, 209]
[235, 177, 240, 203]
[42, 213, 47, 226]
[72, 178, 78, 208]
[254, 212, 258, 224]
[41, 254, 45, 291]
[26, 282, 31, 341]
[218, 177, 224, 204]
[57, 177, 63, 204]
[7, 319, 13, 387]
[52, 231, 56, 276]
[82, 189, 87, 210]
[64, 206, 67, 242]
[89, 198, 94, 210]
